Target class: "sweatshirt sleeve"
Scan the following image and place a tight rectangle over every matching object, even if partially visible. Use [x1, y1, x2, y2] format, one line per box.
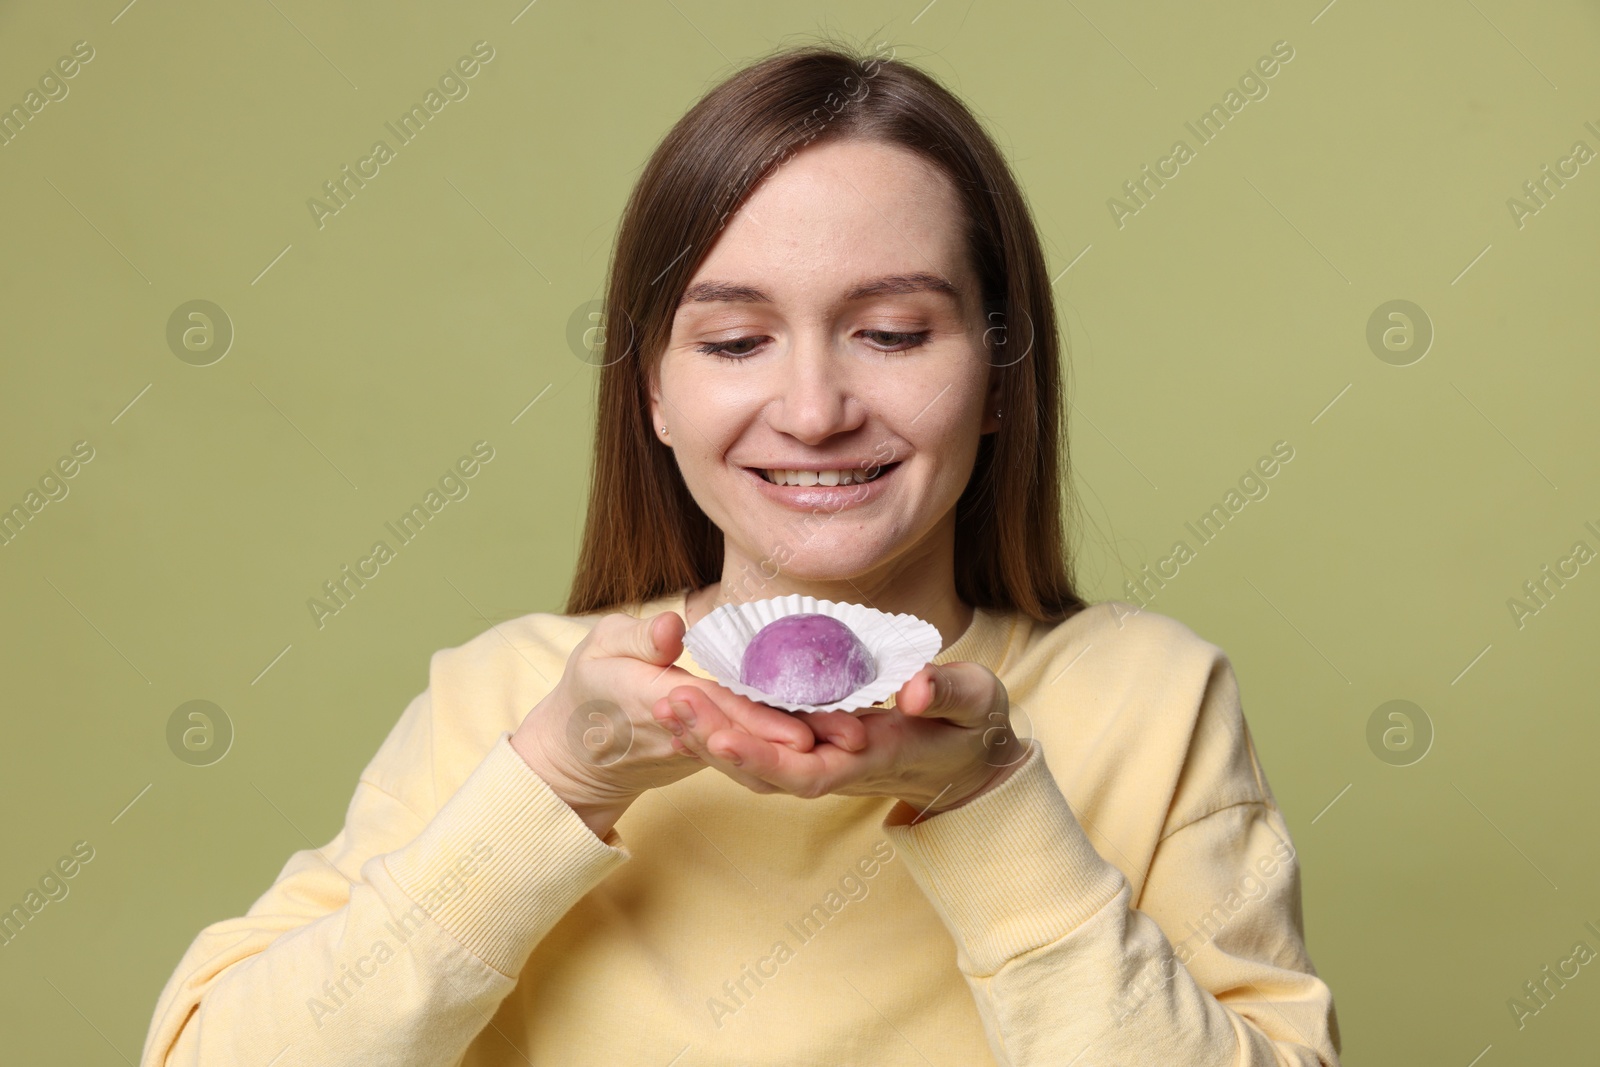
[880, 739, 1341, 1067]
[139, 686, 631, 1067]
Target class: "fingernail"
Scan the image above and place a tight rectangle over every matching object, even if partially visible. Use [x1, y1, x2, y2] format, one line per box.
[663, 717, 683, 736]
[671, 700, 695, 727]
[725, 751, 742, 766]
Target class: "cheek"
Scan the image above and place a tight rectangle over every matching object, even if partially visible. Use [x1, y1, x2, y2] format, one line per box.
[907, 387, 984, 449]
[660, 389, 742, 485]
[910, 406, 987, 496]
[664, 366, 768, 446]
[935, 431, 982, 485]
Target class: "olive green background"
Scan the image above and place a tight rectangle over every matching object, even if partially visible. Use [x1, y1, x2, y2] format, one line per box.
[2, 0, 1596, 1062]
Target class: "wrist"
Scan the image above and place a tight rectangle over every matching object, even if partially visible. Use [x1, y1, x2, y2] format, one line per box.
[567, 798, 632, 841]
[509, 729, 635, 841]
[911, 758, 1025, 819]
[963, 757, 1025, 804]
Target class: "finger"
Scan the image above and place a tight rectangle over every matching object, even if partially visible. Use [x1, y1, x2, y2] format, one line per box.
[652, 698, 707, 761]
[800, 709, 868, 753]
[668, 690, 783, 794]
[677, 681, 815, 753]
[700, 722, 865, 799]
[666, 688, 737, 754]
[897, 662, 1001, 728]
[675, 689, 872, 798]
[590, 610, 684, 666]
[651, 695, 686, 738]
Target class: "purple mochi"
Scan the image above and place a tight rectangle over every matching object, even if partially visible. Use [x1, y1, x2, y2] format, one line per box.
[739, 613, 877, 705]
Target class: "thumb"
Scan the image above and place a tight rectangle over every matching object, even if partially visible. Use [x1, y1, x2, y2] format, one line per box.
[635, 610, 685, 665]
[589, 610, 685, 664]
[902, 662, 994, 728]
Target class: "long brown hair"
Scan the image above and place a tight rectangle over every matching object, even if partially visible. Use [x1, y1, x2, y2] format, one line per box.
[564, 37, 1088, 625]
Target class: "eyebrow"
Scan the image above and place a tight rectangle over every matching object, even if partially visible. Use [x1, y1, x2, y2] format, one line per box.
[676, 271, 963, 308]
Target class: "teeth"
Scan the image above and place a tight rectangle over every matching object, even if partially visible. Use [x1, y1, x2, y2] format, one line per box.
[761, 467, 885, 486]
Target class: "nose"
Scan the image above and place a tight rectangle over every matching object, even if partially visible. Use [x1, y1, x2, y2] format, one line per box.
[765, 331, 863, 445]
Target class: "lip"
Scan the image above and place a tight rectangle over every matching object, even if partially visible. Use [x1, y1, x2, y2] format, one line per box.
[743, 462, 900, 512]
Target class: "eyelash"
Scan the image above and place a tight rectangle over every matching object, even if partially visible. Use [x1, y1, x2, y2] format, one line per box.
[695, 330, 931, 360]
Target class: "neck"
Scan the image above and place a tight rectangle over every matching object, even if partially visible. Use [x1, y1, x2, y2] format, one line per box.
[686, 522, 976, 655]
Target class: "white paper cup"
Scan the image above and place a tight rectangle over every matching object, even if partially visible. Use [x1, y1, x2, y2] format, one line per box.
[680, 594, 943, 713]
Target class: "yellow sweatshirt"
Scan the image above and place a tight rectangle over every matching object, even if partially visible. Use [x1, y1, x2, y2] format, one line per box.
[141, 590, 1342, 1066]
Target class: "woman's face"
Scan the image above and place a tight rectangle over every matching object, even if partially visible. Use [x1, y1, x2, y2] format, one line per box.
[650, 137, 1000, 590]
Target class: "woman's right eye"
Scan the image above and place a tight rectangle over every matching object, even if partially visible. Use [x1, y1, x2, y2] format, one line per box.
[695, 337, 764, 359]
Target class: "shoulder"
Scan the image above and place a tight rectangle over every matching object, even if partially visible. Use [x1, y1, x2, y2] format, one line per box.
[429, 609, 597, 703]
[362, 608, 612, 811]
[431, 586, 684, 679]
[429, 590, 682, 720]
[1006, 600, 1274, 839]
[361, 592, 684, 813]
[1006, 599, 1228, 689]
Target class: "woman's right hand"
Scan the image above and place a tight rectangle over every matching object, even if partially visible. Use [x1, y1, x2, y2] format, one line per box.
[509, 610, 852, 837]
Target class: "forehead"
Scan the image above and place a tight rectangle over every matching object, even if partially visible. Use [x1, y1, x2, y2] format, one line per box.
[678, 138, 973, 308]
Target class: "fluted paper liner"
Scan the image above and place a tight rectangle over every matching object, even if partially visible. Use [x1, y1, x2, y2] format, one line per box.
[680, 594, 942, 713]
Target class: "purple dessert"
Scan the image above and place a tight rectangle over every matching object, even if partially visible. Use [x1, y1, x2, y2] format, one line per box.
[740, 613, 877, 704]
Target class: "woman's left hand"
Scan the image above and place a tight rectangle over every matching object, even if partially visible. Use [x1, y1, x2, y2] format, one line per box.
[653, 662, 1027, 816]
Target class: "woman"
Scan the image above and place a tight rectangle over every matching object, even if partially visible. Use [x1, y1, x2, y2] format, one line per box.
[142, 41, 1341, 1066]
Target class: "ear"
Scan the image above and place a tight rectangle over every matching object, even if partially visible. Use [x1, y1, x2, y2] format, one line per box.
[980, 369, 1004, 436]
[647, 365, 668, 442]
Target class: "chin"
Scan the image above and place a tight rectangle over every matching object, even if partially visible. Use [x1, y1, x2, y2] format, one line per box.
[754, 542, 886, 584]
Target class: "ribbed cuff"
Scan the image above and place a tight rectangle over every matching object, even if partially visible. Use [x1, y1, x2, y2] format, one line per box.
[384, 733, 630, 977]
[882, 740, 1126, 977]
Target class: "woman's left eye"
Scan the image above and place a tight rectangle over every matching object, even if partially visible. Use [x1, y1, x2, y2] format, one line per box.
[861, 330, 931, 351]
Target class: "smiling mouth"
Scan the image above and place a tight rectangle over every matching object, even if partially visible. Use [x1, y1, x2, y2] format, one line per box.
[749, 463, 900, 486]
